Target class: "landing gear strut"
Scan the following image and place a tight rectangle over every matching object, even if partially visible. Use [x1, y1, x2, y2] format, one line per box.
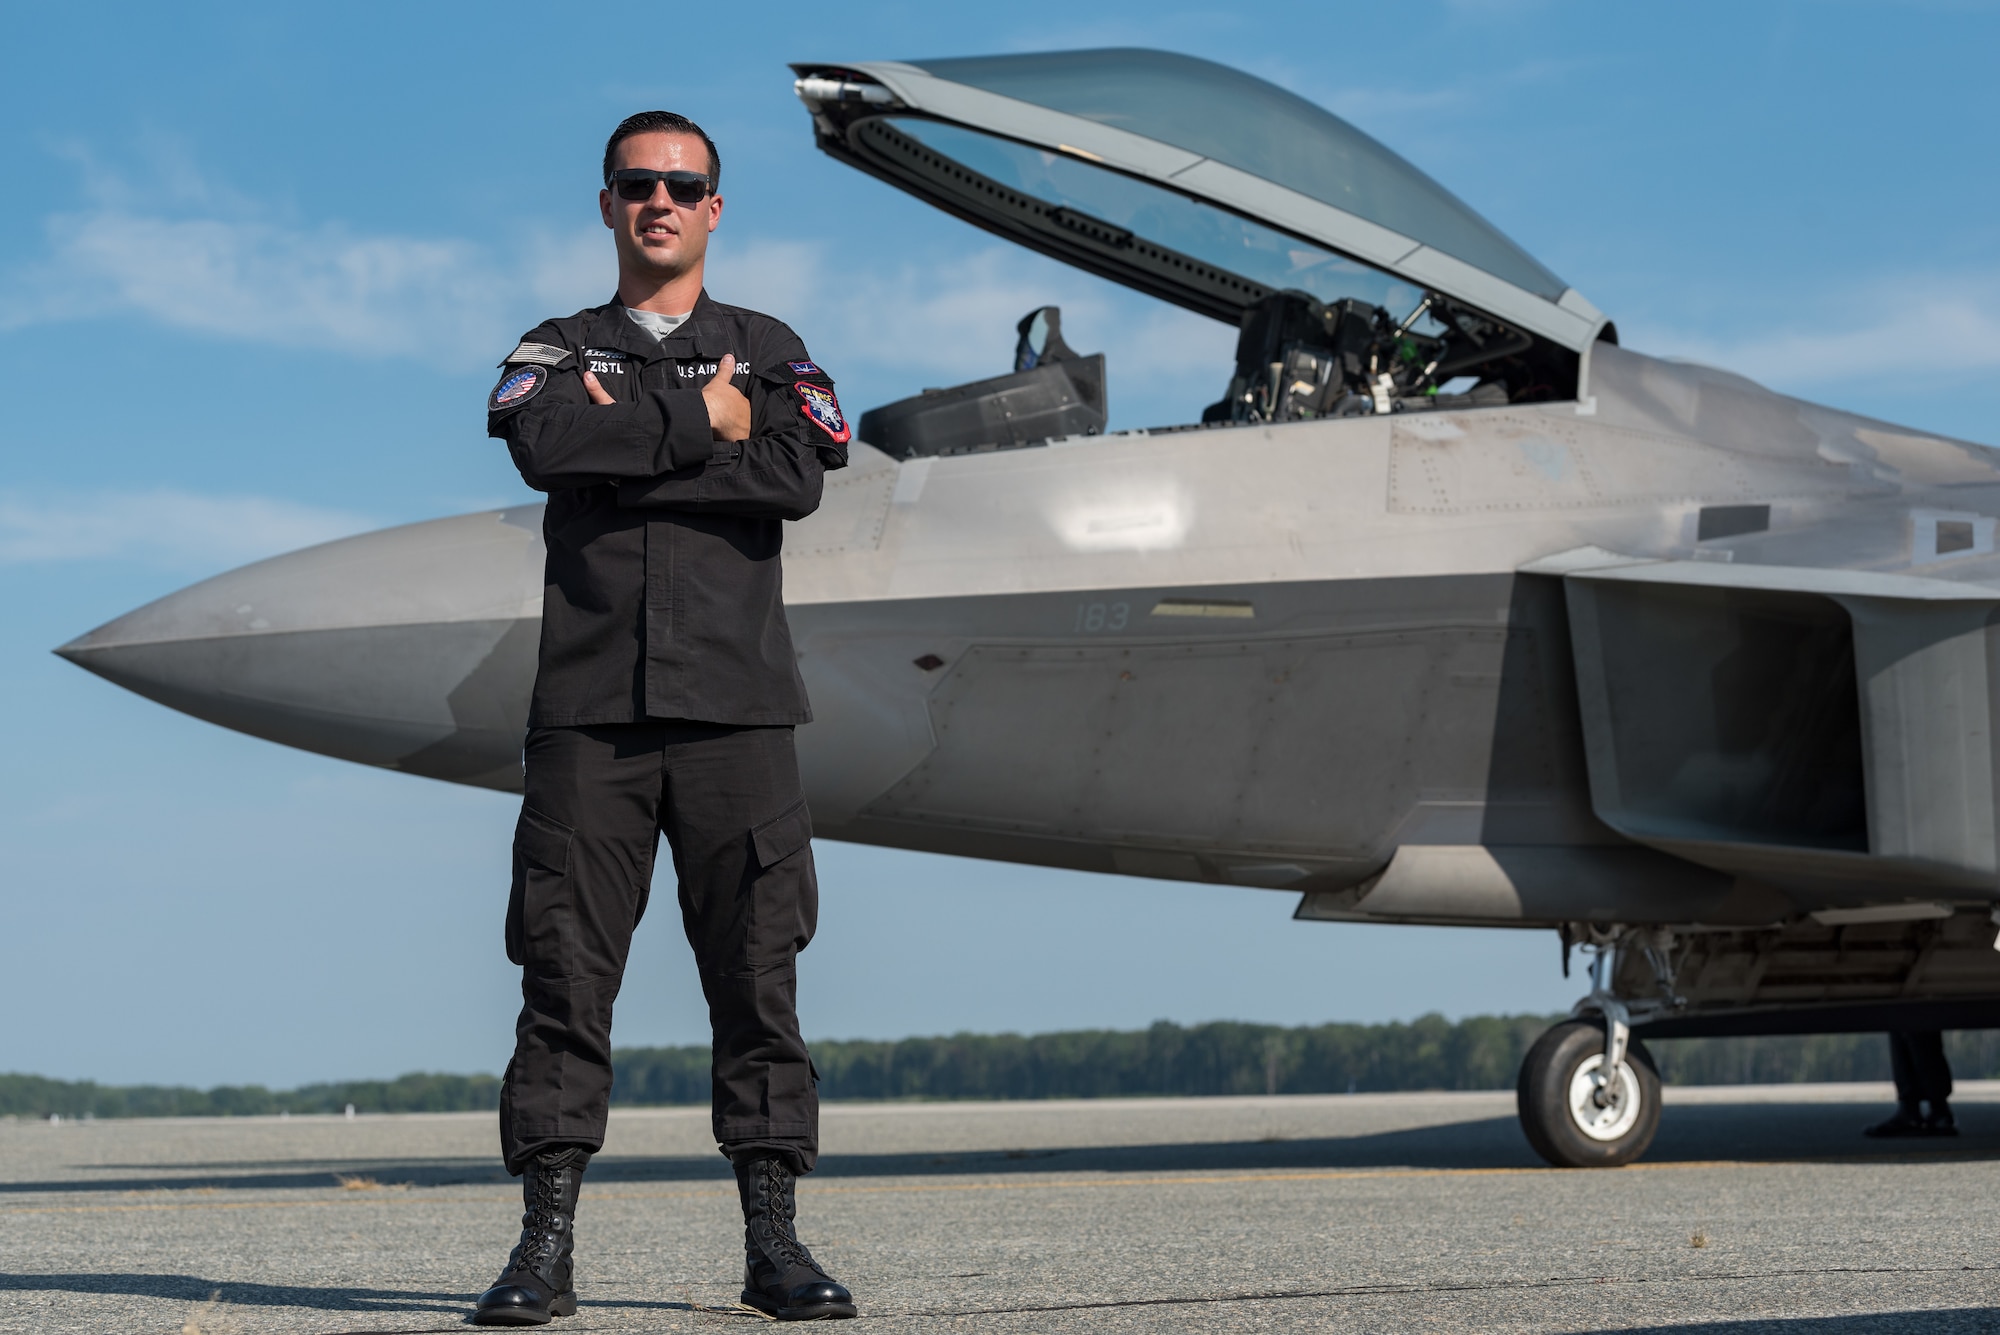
[1517, 935, 1664, 1167]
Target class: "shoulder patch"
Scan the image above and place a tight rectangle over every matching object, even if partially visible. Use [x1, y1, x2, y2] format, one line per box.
[795, 381, 850, 445]
[489, 364, 549, 412]
[787, 360, 823, 376]
[500, 341, 573, 368]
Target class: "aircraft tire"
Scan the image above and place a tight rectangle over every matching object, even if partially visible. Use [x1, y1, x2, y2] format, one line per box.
[1516, 1019, 1662, 1168]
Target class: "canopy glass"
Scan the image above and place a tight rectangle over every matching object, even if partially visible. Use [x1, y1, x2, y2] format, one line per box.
[889, 119, 1430, 318]
[907, 49, 1566, 301]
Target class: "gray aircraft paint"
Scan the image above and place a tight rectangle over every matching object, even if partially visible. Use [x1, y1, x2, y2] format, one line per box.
[60, 345, 2000, 882]
[57, 53, 2000, 1032]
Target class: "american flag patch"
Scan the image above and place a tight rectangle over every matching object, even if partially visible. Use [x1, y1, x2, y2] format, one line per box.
[500, 341, 573, 367]
[490, 365, 547, 410]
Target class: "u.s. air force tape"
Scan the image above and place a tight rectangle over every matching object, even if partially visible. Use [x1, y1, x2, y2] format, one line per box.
[500, 341, 574, 368]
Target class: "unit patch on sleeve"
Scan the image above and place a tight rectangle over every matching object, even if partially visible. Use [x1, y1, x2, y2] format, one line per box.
[795, 381, 850, 444]
[787, 360, 822, 376]
[500, 341, 574, 368]
[489, 364, 549, 412]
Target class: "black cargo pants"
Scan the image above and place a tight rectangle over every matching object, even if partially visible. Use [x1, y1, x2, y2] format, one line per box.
[1889, 1029, 1952, 1109]
[498, 721, 819, 1176]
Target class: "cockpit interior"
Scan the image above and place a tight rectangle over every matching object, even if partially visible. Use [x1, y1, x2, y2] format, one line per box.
[796, 49, 1612, 460]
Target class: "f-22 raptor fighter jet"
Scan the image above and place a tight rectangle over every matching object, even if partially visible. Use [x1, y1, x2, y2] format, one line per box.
[59, 50, 2000, 1167]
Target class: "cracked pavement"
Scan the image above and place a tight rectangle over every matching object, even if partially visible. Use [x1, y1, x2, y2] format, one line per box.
[5, 1084, 2000, 1332]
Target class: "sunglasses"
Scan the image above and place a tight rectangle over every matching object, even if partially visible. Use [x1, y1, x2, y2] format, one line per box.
[607, 169, 714, 205]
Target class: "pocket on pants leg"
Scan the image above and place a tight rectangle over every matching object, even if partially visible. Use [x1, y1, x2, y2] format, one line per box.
[507, 804, 575, 967]
[750, 798, 812, 868]
[746, 797, 819, 959]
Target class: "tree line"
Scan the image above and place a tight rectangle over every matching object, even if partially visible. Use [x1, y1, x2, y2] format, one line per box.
[0, 1071, 501, 1120]
[9, 1016, 1999, 1119]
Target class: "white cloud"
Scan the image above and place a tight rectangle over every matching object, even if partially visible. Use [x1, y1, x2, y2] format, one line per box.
[748, 239, 1236, 424]
[0, 149, 619, 367]
[1, 153, 1237, 425]
[1261, 54, 1579, 127]
[705, 238, 1055, 381]
[1, 153, 1115, 379]
[837, 246, 1093, 379]
[0, 488, 376, 568]
[1441, 0, 1558, 15]
[1627, 273, 2000, 392]
[1, 208, 606, 367]
[703, 237, 830, 327]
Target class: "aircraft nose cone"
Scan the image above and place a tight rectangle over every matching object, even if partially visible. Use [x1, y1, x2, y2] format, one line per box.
[56, 506, 547, 791]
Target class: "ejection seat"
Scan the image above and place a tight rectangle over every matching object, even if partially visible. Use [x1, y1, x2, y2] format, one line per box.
[857, 306, 1107, 459]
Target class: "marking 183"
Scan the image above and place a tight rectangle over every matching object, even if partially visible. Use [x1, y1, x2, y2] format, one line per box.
[1074, 601, 1130, 633]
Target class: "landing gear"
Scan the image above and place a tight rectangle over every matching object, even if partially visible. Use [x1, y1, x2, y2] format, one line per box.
[1516, 1019, 1662, 1167]
[1518, 928, 1672, 1167]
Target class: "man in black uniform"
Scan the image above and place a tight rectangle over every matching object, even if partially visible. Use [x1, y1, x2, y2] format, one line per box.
[471, 111, 856, 1325]
[1864, 1029, 1957, 1138]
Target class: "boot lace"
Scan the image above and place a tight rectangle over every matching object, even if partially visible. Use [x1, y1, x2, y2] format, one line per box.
[754, 1160, 829, 1278]
[514, 1154, 578, 1275]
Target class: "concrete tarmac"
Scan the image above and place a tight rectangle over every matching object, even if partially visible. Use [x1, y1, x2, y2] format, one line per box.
[5, 1083, 2000, 1333]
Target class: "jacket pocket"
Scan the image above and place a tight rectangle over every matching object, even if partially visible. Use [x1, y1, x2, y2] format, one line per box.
[506, 804, 574, 966]
[750, 797, 813, 869]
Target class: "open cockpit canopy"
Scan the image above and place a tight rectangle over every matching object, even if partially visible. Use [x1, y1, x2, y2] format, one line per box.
[796, 49, 1606, 444]
[793, 49, 1604, 351]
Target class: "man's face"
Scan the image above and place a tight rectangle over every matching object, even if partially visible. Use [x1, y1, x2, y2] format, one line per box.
[598, 131, 723, 280]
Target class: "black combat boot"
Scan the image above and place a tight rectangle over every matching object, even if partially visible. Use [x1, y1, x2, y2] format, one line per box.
[734, 1155, 856, 1320]
[1864, 1103, 1927, 1138]
[473, 1146, 588, 1325]
[1925, 1099, 1960, 1136]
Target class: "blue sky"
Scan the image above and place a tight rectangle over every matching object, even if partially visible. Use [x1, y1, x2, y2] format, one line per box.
[4, 2, 1997, 1088]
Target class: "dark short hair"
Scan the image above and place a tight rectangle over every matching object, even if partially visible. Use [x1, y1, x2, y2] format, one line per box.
[602, 111, 721, 189]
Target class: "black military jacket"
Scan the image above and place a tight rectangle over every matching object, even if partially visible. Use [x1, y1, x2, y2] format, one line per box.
[487, 291, 848, 727]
